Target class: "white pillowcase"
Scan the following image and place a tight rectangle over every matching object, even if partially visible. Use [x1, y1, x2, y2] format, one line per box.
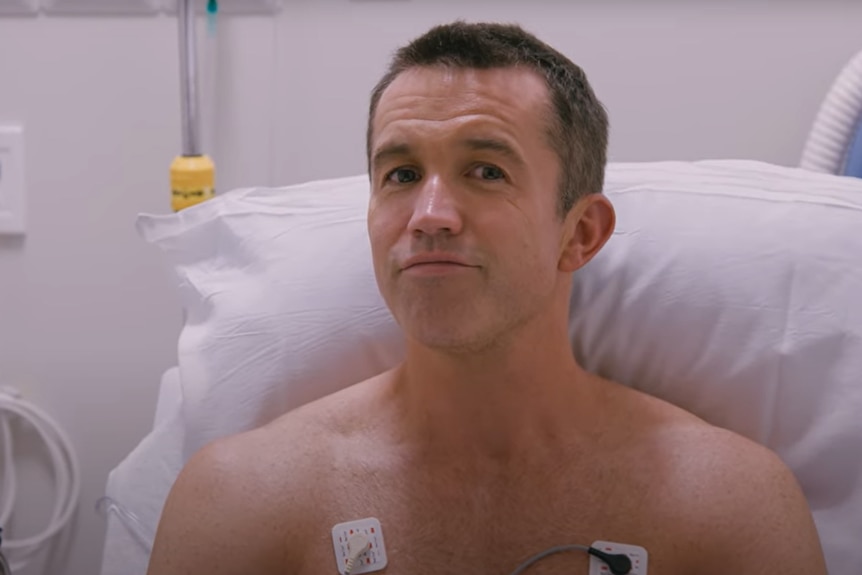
[138, 160, 862, 575]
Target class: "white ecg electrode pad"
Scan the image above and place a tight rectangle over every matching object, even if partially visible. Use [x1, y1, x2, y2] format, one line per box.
[590, 541, 648, 575]
[331, 518, 388, 574]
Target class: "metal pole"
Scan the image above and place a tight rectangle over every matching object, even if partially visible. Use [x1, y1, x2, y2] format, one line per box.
[178, 0, 200, 156]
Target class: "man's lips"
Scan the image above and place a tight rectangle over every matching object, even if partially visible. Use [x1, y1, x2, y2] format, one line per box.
[401, 253, 475, 270]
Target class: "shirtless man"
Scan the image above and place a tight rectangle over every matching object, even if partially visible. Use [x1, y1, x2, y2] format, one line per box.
[147, 22, 827, 575]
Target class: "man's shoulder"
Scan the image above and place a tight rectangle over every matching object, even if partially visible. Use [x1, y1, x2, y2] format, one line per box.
[618, 385, 804, 517]
[653, 417, 800, 509]
[620, 392, 826, 574]
[606, 379, 788, 476]
[146, 375, 390, 573]
[146, 417, 321, 573]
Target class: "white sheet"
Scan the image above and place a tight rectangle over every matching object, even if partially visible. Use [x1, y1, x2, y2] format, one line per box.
[100, 368, 184, 575]
[153, 366, 181, 429]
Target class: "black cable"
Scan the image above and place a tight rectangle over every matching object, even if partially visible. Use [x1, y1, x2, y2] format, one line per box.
[0, 526, 9, 575]
[508, 543, 632, 575]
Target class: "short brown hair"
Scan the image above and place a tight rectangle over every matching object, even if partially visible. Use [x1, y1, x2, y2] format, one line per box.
[367, 21, 609, 214]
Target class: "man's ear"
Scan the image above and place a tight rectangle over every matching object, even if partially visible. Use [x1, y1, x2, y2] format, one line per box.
[558, 194, 616, 273]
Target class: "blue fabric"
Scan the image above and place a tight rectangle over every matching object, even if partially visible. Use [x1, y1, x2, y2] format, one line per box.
[843, 118, 862, 178]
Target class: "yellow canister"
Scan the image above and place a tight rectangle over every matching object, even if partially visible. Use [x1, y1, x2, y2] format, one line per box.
[170, 154, 215, 212]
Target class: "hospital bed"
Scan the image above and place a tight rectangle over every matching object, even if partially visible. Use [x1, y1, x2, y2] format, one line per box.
[98, 158, 862, 575]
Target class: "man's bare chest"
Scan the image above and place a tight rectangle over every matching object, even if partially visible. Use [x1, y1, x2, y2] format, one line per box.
[294, 468, 680, 575]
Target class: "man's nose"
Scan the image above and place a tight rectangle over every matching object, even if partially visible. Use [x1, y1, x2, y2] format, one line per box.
[408, 175, 464, 237]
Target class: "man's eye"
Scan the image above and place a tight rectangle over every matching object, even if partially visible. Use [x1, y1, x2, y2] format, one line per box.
[472, 165, 506, 180]
[386, 168, 420, 184]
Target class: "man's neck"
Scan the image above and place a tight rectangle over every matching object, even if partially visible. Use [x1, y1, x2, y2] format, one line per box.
[390, 329, 600, 465]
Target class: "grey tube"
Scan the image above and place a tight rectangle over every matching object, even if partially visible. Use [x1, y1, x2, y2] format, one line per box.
[178, 0, 201, 156]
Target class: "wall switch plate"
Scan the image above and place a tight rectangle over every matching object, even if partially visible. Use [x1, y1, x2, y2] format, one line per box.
[0, 126, 26, 236]
[163, 0, 282, 15]
[40, 0, 160, 15]
[0, 0, 39, 15]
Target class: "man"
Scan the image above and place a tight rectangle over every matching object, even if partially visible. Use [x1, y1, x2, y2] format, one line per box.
[147, 22, 827, 575]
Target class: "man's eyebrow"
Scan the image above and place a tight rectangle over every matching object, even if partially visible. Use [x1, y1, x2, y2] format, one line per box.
[371, 137, 526, 170]
[462, 138, 526, 167]
[372, 142, 411, 171]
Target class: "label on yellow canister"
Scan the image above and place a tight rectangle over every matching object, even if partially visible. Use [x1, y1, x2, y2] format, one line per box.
[170, 155, 215, 212]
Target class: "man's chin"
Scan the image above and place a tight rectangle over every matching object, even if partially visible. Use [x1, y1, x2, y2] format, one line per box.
[408, 326, 501, 356]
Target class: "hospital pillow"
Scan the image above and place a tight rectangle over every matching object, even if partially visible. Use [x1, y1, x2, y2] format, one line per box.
[137, 159, 862, 575]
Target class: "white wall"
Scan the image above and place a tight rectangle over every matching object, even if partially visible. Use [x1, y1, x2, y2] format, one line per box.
[0, 1, 859, 574]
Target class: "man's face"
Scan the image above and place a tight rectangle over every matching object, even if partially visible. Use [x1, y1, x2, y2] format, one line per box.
[368, 65, 569, 352]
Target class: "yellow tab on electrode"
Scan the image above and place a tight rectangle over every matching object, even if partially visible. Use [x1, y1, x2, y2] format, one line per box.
[170, 154, 215, 212]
